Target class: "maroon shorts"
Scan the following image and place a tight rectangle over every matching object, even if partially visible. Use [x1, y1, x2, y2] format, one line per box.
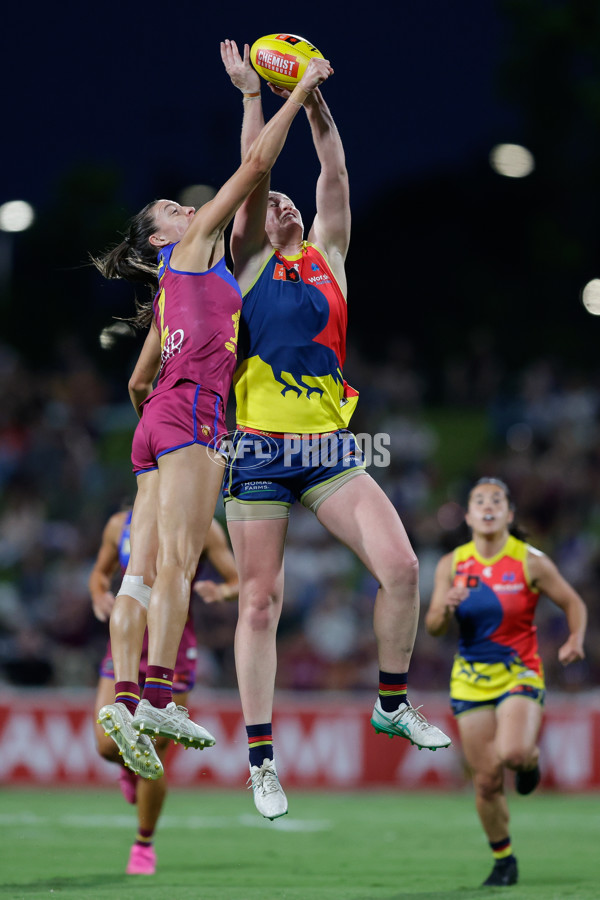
[131, 381, 226, 475]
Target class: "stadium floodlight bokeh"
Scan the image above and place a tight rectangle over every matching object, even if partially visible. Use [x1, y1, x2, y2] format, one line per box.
[0, 200, 35, 232]
[178, 184, 216, 210]
[0, 200, 35, 288]
[99, 321, 135, 350]
[581, 279, 600, 316]
[489, 143, 535, 178]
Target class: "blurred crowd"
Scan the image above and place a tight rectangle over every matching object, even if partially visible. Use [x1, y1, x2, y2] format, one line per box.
[0, 331, 598, 697]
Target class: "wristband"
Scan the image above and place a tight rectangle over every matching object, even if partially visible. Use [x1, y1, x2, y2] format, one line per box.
[243, 91, 261, 99]
[289, 85, 310, 107]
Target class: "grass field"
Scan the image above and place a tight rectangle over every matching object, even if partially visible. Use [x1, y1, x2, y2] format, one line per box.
[0, 787, 597, 899]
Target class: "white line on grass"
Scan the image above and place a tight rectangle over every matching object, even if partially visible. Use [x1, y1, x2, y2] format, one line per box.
[0, 812, 332, 832]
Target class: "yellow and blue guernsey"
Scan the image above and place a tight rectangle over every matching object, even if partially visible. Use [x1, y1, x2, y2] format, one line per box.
[449, 535, 546, 710]
[234, 242, 358, 434]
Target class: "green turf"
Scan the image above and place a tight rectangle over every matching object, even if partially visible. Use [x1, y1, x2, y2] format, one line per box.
[0, 787, 597, 899]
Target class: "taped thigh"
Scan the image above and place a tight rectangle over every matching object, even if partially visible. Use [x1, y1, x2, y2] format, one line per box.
[301, 467, 367, 514]
[225, 498, 290, 521]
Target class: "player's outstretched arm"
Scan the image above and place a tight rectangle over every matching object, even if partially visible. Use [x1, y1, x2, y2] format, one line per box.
[175, 56, 333, 272]
[221, 39, 265, 156]
[263, 71, 349, 275]
[221, 39, 272, 274]
[304, 88, 350, 268]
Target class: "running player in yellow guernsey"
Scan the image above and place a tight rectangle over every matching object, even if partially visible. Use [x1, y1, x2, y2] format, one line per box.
[426, 477, 587, 888]
[220, 39, 451, 822]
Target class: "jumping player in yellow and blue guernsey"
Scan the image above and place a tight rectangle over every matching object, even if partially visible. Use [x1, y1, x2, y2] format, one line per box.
[220, 39, 451, 822]
[426, 477, 587, 888]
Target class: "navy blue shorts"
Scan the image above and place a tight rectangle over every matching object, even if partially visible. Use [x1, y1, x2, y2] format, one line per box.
[222, 428, 365, 510]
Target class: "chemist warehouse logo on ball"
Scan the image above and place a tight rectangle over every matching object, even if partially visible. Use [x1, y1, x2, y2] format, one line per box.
[256, 48, 300, 79]
[206, 431, 391, 469]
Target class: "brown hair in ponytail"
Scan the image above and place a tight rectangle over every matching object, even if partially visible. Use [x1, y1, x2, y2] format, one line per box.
[91, 201, 160, 327]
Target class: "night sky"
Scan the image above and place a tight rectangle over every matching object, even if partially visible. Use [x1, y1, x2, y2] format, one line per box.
[6, 2, 600, 386]
[4, 2, 514, 217]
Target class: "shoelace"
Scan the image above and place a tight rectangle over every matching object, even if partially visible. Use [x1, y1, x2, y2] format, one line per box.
[148, 703, 190, 723]
[156, 704, 212, 741]
[391, 703, 435, 730]
[247, 763, 280, 795]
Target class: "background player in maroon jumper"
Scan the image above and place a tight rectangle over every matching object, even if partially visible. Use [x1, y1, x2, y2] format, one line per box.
[91, 55, 334, 775]
[90, 509, 237, 875]
[220, 40, 450, 821]
[426, 477, 587, 887]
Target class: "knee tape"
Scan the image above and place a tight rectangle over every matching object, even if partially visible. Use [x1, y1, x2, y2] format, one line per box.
[116, 574, 152, 610]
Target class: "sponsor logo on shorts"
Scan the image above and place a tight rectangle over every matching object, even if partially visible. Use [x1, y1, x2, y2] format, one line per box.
[240, 480, 274, 491]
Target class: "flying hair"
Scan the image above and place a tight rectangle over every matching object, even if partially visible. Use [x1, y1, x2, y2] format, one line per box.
[90, 200, 160, 328]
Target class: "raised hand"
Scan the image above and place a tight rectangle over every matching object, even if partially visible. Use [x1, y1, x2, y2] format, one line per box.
[221, 39, 261, 94]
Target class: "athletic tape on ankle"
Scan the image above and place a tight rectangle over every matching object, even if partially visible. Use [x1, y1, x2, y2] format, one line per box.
[117, 574, 151, 609]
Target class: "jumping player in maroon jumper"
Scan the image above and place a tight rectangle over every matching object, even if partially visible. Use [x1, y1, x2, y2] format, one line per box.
[92, 53, 334, 778]
[90, 510, 237, 875]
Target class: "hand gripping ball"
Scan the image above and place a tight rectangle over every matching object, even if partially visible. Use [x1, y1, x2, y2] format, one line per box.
[250, 33, 324, 90]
